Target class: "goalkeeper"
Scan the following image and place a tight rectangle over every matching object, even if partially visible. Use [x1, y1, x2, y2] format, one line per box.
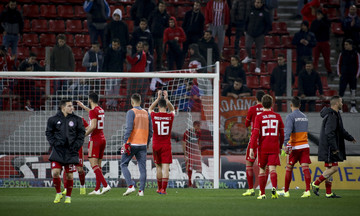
[279, 96, 311, 198]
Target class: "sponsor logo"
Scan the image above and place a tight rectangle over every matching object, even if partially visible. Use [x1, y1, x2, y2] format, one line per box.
[69, 121, 74, 127]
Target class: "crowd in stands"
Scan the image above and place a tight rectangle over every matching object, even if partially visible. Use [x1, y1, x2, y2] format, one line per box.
[0, 0, 359, 113]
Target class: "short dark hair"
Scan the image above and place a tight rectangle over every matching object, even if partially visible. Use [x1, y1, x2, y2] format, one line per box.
[256, 90, 265, 102]
[194, 0, 201, 5]
[158, 0, 165, 5]
[305, 61, 313, 65]
[291, 96, 301, 108]
[112, 38, 120, 44]
[205, 30, 212, 35]
[29, 52, 37, 58]
[231, 55, 240, 62]
[193, 121, 200, 127]
[158, 98, 167, 108]
[92, 42, 100, 47]
[234, 78, 243, 84]
[261, 94, 273, 109]
[131, 93, 141, 103]
[345, 39, 353, 45]
[140, 18, 147, 24]
[143, 41, 149, 47]
[59, 98, 72, 109]
[330, 95, 341, 106]
[89, 92, 99, 103]
[57, 34, 66, 41]
[277, 53, 285, 58]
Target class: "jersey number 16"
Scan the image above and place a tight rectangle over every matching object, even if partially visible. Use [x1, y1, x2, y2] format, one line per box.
[155, 121, 169, 135]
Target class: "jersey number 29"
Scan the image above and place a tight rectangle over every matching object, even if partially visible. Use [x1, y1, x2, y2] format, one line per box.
[261, 119, 278, 136]
[155, 121, 169, 135]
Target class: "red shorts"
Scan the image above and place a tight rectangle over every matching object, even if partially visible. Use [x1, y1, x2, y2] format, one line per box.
[258, 152, 280, 168]
[88, 138, 106, 159]
[153, 145, 172, 164]
[288, 148, 311, 166]
[51, 161, 76, 173]
[325, 162, 338, 167]
[246, 144, 257, 163]
[76, 146, 84, 167]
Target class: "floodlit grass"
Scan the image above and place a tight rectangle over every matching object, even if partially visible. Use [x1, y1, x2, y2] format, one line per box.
[0, 188, 359, 216]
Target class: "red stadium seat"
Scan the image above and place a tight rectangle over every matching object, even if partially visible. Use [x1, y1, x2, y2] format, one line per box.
[281, 35, 295, 48]
[66, 20, 83, 33]
[33, 0, 50, 2]
[167, 6, 177, 17]
[17, 47, 30, 60]
[66, 34, 75, 47]
[274, 49, 287, 59]
[264, 36, 281, 49]
[48, 20, 66, 33]
[74, 6, 87, 18]
[72, 47, 84, 60]
[260, 76, 271, 89]
[246, 76, 260, 89]
[177, 6, 192, 18]
[323, 8, 339, 20]
[31, 47, 46, 60]
[321, 76, 329, 89]
[267, 61, 277, 74]
[40, 5, 57, 18]
[124, 5, 132, 18]
[23, 19, 30, 32]
[323, 89, 338, 96]
[22, 34, 39, 47]
[331, 22, 344, 35]
[326, 0, 340, 7]
[31, 19, 48, 33]
[75, 34, 91, 47]
[82, 20, 89, 33]
[39, 34, 56, 47]
[239, 36, 246, 48]
[57, 5, 74, 18]
[239, 49, 247, 60]
[249, 62, 266, 74]
[22, 5, 40, 18]
[125, 20, 134, 33]
[50, 0, 67, 3]
[261, 49, 274, 62]
[270, 22, 289, 35]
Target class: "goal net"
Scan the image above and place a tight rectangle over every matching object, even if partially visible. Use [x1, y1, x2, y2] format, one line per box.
[0, 64, 220, 189]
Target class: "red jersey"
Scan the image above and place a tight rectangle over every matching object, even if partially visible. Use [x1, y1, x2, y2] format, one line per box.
[82, 117, 89, 128]
[245, 103, 265, 129]
[249, 110, 284, 154]
[151, 112, 175, 147]
[88, 106, 105, 140]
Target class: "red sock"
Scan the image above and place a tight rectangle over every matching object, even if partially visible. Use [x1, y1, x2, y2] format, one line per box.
[265, 167, 270, 182]
[129, 185, 133, 188]
[79, 171, 85, 186]
[66, 179, 73, 197]
[188, 170, 192, 187]
[315, 175, 326, 186]
[325, 181, 332, 194]
[246, 166, 254, 189]
[157, 178, 162, 191]
[302, 166, 311, 191]
[93, 165, 108, 191]
[284, 167, 292, 192]
[270, 170, 277, 189]
[162, 178, 169, 191]
[53, 177, 61, 193]
[259, 173, 266, 195]
[63, 173, 67, 189]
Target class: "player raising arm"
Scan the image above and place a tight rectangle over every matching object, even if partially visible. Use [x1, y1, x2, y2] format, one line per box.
[77, 92, 111, 195]
[149, 90, 175, 194]
[249, 94, 284, 199]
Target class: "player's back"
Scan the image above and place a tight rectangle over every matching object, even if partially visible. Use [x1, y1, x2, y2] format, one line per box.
[246, 103, 264, 129]
[89, 106, 105, 139]
[255, 110, 284, 154]
[151, 112, 174, 146]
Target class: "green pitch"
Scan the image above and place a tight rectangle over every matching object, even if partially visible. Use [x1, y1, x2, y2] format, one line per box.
[0, 188, 359, 216]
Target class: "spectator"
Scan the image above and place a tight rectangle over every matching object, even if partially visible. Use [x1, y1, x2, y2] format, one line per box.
[163, 17, 186, 70]
[222, 78, 251, 98]
[301, 0, 320, 26]
[231, 0, 251, 55]
[130, 18, 153, 55]
[310, 9, 334, 79]
[103, 38, 125, 110]
[205, 0, 230, 59]
[103, 38, 125, 72]
[82, 43, 104, 72]
[0, 0, 23, 57]
[291, 0, 306, 20]
[337, 39, 359, 113]
[292, 20, 317, 75]
[143, 41, 154, 72]
[242, 0, 271, 73]
[342, 5, 360, 51]
[270, 54, 295, 112]
[18, 52, 44, 72]
[174, 79, 202, 112]
[130, 0, 156, 27]
[298, 61, 324, 112]
[198, 30, 220, 65]
[104, 8, 129, 50]
[126, 41, 147, 108]
[182, 0, 205, 59]
[148, 1, 170, 71]
[340, 0, 355, 19]
[84, 0, 110, 45]
[188, 43, 206, 73]
[223, 55, 246, 89]
[0, 45, 15, 71]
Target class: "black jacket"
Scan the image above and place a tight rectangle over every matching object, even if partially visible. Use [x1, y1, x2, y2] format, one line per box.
[223, 64, 246, 86]
[182, 10, 205, 40]
[292, 30, 317, 57]
[298, 69, 323, 96]
[245, 5, 271, 38]
[342, 15, 360, 45]
[148, 8, 170, 39]
[198, 37, 220, 64]
[222, 85, 252, 96]
[310, 17, 330, 42]
[338, 49, 360, 78]
[130, 0, 156, 26]
[0, 6, 24, 35]
[45, 111, 85, 164]
[319, 107, 354, 162]
[130, 28, 153, 54]
[103, 47, 126, 72]
[270, 64, 294, 95]
[104, 20, 129, 49]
